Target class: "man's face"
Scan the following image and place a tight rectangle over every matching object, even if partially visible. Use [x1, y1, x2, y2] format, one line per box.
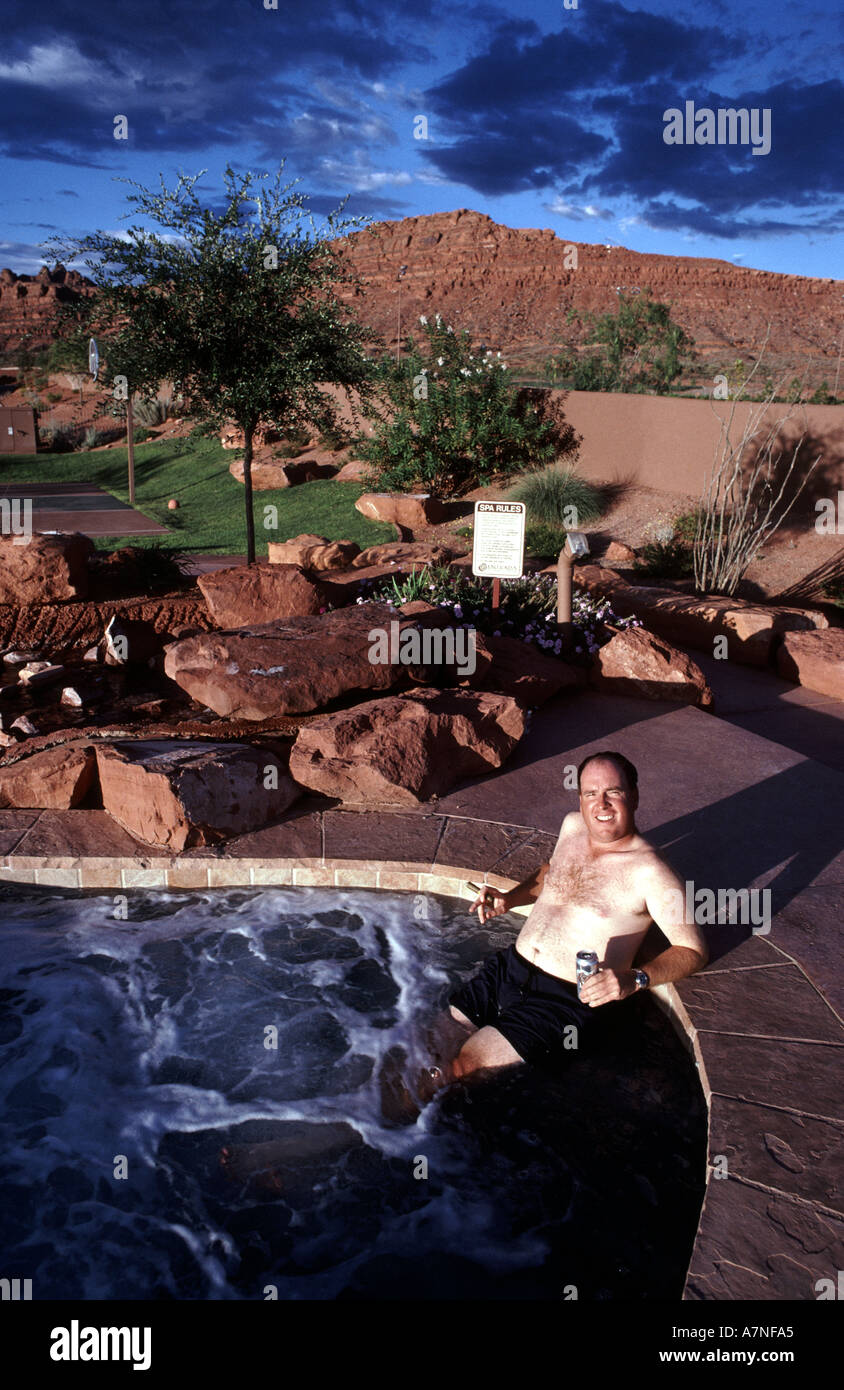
[579, 758, 638, 843]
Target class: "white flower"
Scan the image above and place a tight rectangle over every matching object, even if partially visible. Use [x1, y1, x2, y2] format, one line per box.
[419, 315, 427, 325]
[437, 357, 444, 366]
[447, 326, 453, 333]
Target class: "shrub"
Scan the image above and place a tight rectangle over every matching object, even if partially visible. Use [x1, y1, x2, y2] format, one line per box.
[634, 538, 694, 579]
[547, 291, 697, 395]
[39, 422, 85, 452]
[362, 565, 639, 659]
[47, 391, 63, 403]
[356, 314, 580, 497]
[133, 393, 172, 427]
[93, 544, 191, 594]
[671, 509, 705, 544]
[510, 465, 603, 528]
[524, 523, 569, 559]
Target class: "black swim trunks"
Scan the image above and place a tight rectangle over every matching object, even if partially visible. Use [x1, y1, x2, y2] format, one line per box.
[449, 943, 628, 1069]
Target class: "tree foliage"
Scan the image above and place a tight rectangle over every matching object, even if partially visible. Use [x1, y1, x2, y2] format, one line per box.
[357, 315, 580, 496]
[47, 165, 377, 561]
[547, 290, 696, 395]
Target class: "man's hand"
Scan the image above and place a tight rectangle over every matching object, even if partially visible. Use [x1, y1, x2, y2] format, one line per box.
[579, 967, 637, 1007]
[470, 886, 509, 924]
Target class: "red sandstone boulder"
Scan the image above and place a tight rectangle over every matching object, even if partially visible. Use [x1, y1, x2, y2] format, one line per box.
[475, 633, 587, 705]
[267, 536, 361, 571]
[163, 603, 407, 719]
[229, 456, 337, 488]
[351, 541, 453, 569]
[289, 687, 527, 805]
[354, 493, 447, 532]
[603, 541, 638, 566]
[334, 458, 370, 483]
[0, 743, 95, 809]
[574, 567, 826, 667]
[198, 564, 343, 628]
[96, 740, 300, 850]
[0, 532, 94, 604]
[776, 629, 844, 700]
[590, 626, 714, 708]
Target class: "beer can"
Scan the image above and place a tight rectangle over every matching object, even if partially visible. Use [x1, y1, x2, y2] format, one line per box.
[576, 950, 600, 999]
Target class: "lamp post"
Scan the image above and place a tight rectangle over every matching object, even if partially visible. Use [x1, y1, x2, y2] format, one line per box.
[396, 264, 408, 363]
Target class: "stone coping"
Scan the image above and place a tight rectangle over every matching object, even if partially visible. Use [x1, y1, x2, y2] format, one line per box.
[1, 826, 841, 1302]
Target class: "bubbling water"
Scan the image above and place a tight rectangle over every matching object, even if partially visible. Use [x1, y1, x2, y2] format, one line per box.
[0, 886, 706, 1300]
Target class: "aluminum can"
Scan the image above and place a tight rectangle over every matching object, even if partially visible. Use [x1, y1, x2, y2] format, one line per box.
[576, 950, 600, 999]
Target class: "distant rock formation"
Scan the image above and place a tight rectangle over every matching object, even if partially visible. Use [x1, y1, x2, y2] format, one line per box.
[3, 213, 841, 378]
[0, 264, 95, 353]
[332, 208, 843, 375]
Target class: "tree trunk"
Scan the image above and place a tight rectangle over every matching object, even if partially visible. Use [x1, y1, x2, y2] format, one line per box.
[243, 424, 256, 566]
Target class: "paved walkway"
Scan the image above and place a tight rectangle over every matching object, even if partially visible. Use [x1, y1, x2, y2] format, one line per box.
[0, 681, 841, 1300]
[0, 482, 168, 537]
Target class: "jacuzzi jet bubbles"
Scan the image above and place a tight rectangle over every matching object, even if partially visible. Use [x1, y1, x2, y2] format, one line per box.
[0, 885, 706, 1300]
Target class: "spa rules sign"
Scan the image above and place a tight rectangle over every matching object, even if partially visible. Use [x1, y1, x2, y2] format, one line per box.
[472, 501, 526, 578]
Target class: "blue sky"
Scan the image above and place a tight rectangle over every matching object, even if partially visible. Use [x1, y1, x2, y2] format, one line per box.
[0, 0, 841, 278]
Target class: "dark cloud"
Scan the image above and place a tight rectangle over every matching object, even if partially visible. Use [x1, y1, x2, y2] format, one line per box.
[0, 0, 435, 166]
[419, 3, 842, 237]
[588, 80, 844, 236]
[417, 2, 742, 199]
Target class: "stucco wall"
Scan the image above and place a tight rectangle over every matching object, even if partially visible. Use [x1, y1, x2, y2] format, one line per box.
[551, 390, 844, 498]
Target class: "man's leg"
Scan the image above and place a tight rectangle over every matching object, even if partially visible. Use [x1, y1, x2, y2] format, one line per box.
[451, 1024, 524, 1078]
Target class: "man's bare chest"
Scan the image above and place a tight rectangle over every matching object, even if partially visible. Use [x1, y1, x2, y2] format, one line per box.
[544, 844, 641, 916]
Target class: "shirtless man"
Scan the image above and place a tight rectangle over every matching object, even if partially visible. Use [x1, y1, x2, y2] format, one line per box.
[421, 750, 708, 1091]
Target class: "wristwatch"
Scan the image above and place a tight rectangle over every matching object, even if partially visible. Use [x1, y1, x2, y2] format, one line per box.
[632, 968, 650, 991]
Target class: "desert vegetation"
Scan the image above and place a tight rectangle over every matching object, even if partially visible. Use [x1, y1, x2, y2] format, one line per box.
[355, 314, 580, 497]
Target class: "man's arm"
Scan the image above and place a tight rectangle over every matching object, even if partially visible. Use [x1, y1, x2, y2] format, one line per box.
[471, 862, 548, 922]
[642, 858, 709, 978]
[472, 812, 577, 922]
[503, 859, 550, 910]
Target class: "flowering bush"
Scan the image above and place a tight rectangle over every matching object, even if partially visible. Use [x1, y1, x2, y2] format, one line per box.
[355, 314, 580, 497]
[359, 566, 640, 660]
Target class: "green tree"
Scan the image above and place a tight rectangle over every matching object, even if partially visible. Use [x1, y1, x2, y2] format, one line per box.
[47, 165, 377, 562]
[547, 290, 696, 395]
[357, 314, 580, 496]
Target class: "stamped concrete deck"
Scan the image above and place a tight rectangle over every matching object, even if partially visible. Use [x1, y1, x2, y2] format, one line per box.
[0, 682, 841, 1301]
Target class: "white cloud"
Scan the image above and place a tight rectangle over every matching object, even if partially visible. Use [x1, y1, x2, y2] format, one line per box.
[545, 196, 610, 221]
[0, 40, 126, 100]
[318, 153, 413, 191]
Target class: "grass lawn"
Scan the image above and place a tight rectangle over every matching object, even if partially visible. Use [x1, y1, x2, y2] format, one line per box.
[1, 438, 395, 556]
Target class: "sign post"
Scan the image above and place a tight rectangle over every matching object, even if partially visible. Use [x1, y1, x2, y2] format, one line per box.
[126, 395, 135, 507]
[88, 338, 99, 381]
[472, 501, 526, 609]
